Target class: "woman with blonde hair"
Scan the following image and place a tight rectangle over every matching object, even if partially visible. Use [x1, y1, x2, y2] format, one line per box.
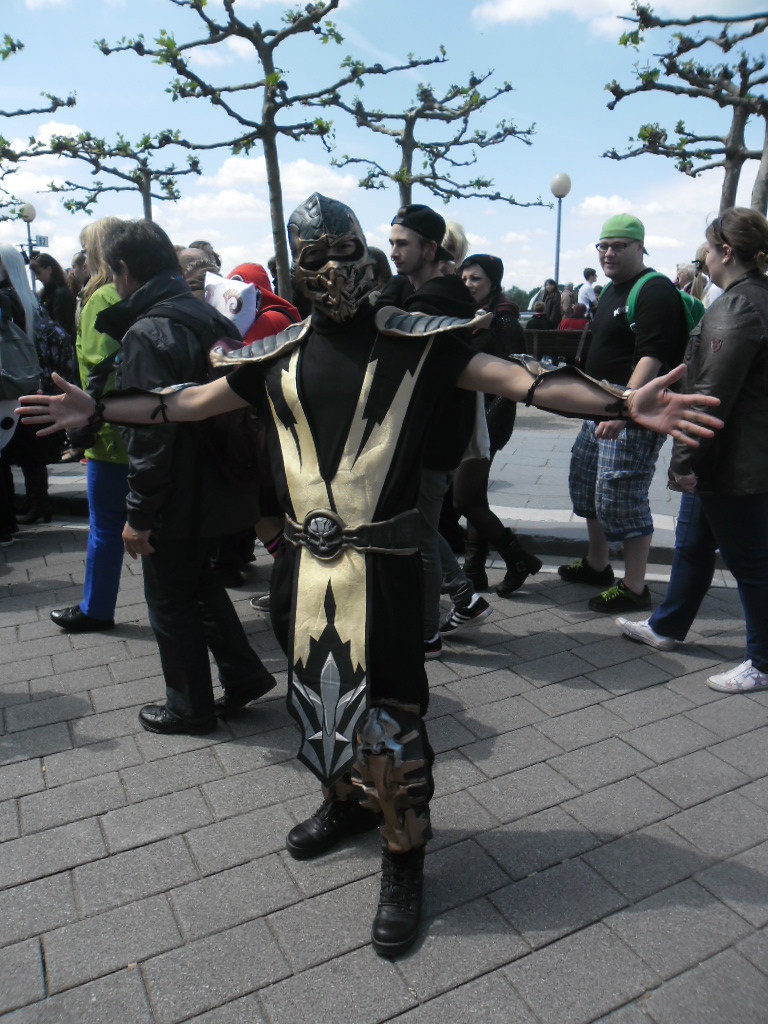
[50, 217, 130, 632]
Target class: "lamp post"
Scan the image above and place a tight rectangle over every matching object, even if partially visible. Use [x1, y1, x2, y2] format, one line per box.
[550, 173, 571, 285]
[19, 203, 37, 288]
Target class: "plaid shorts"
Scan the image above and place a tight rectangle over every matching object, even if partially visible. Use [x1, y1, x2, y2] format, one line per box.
[568, 420, 666, 542]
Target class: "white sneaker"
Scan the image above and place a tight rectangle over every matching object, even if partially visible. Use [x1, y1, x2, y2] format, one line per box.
[616, 617, 675, 652]
[707, 660, 768, 693]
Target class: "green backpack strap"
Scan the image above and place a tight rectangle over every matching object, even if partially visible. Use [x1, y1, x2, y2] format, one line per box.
[625, 271, 705, 334]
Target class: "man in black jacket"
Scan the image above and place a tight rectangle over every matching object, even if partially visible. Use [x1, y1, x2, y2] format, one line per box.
[96, 220, 275, 735]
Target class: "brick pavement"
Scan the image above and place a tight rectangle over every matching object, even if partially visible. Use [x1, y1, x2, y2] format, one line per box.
[2, 412, 766, 1023]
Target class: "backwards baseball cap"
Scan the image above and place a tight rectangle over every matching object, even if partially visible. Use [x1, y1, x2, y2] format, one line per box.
[391, 204, 452, 262]
[599, 213, 648, 252]
[460, 254, 504, 290]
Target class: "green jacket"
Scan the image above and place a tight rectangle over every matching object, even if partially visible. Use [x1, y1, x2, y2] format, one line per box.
[76, 283, 127, 464]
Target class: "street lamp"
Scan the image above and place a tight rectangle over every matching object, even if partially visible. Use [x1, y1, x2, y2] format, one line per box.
[550, 173, 571, 285]
[19, 203, 37, 288]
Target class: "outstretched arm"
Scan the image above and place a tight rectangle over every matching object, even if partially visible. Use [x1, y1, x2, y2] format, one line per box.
[457, 355, 721, 447]
[16, 373, 248, 435]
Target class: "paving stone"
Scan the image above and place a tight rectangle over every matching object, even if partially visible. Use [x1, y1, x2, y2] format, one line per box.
[0, 797, 19, 840]
[20, 771, 126, 833]
[523, 677, 607, 716]
[101, 788, 212, 853]
[470, 762, 579, 823]
[0, 872, 78, 949]
[43, 894, 182, 993]
[641, 748, 750, 808]
[0, 818, 106, 889]
[185, 803, 296, 875]
[454, 694, 546, 740]
[573, 635, 648, 670]
[667, 791, 768, 857]
[119, 747, 223, 803]
[29, 664, 114, 698]
[588, 659, 672, 695]
[258, 945, 414, 1024]
[502, 630, 578, 662]
[742, 776, 768, 812]
[432, 748, 486, 796]
[565, 777, 677, 837]
[74, 836, 199, 917]
[548, 737, 655, 793]
[133, 728, 223, 762]
[737, 927, 768, 973]
[392, 970, 537, 1024]
[429, 789, 498, 851]
[696, 841, 768, 926]
[0, 939, 44, 1014]
[90, 674, 166, 712]
[0, 680, 30, 709]
[477, 805, 599, 880]
[604, 685, 696, 727]
[535, 703, 626, 751]
[424, 712, 477, 753]
[181, 995, 267, 1024]
[460, 726, 563, 779]
[0, 656, 53, 686]
[5, 693, 94, 734]
[504, 922, 658, 1024]
[710, 726, 768, 778]
[0, 967, 153, 1023]
[0, 722, 72, 767]
[212, 725, 299, 774]
[69, 705, 148, 746]
[643, 948, 768, 1024]
[490, 858, 627, 948]
[108, 652, 164, 683]
[514, 649, 596, 686]
[51, 641, 133, 675]
[685, 696, 768, 739]
[621, 714, 718, 763]
[0, 759, 44, 801]
[444, 668, 534, 707]
[42, 735, 143, 787]
[143, 918, 290, 1024]
[202, 760, 315, 819]
[425, 840, 512, 916]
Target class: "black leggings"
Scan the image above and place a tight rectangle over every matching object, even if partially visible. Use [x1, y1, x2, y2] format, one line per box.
[452, 452, 507, 548]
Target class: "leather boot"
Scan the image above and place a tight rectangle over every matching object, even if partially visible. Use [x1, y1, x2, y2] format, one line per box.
[371, 845, 425, 957]
[17, 465, 52, 525]
[462, 537, 489, 592]
[286, 795, 380, 860]
[495, 528, 542, 597]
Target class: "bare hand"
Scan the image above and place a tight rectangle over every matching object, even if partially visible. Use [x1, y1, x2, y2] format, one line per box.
[122, 525, 154, 559]
[626, 366, 722, 447]
[15, 373, 96, 437]
[595, 420, 625, 441]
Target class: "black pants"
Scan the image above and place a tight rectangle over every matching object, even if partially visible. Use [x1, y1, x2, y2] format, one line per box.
[142, 536, 268, 720]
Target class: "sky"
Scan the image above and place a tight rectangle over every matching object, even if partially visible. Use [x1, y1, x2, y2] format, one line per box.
[3, 0, 768, 292]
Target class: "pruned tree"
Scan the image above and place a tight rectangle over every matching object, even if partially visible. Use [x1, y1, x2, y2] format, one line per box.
[326, 67, 541, 208]
[603, 5, 768, 214]
[97, 0, 444, 298]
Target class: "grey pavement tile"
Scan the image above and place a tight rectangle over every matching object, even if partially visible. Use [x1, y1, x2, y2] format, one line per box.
[641, 645, 721, 678]
[621, 714, 719, 764]
[443, 668, 534, 707]
[535, 703, 627, 751]
[5, 693, 93, 734]
[108, 652, 164, 683]
[685, 695, 768, 739]
[185, 803, 296, 875]
[0, 798, 19, 840]
[69, 705, 149, 746]
[607, 878, 752, 980]
[19, 771, 126, 833]
[202, 760, 316, 819]
[90, 674, 166, 712]
[742, 776, 768, 812]
[120, 746, 224, 803]
[549, 737, 656, 793]
[0, 760, 43, 801]
[603, 686, 697, 728]
[74, 836, 199, 917]
[565, 777, 677, 836]
[477, 805, 599, 880]
[594, 1004, 656, 1024]
[401, 898, 528, 1000]
[490, 858, 627, 948]
[513, 649, 597, 686]
[258, 945, 414, 1024]
[0, 872, 77, 948]
[440, 643, 517, 679]
[143, 918, 290, 1024]
[471, 762, 579, 823]
[460, 726, 564, 779]
[184, 995, 267, 1023]
[0, 968, 152, 1023]
[502, 630, 579, 663]
[503, 922, 658, 1024]
[696, 841, 768, 927]
[588, 659, 672, 696]
[101, 788, 213, 853]
[172, 854, 302, 941]
[51, 641, 133, 675]
[267, 873, 378, 970]
[0, 818, 106, 890]
[432, 748, 490, 797]
[666, 791, 768, 858]
[665, 668, 734, 706]
[392, 970, 538, 1024]
[425, 840, 512, 916]
[429, 789, 499, 851]
[133, 727, 226, 761]
[573, 635, 648, 670]
[493, 609, 573, 641]
[524, 677, 607, 716]
[280, 828, 381, 898]
[9, 634, 74, 663]
[42, 735, 143, 787]
[710, 726, 768, 778]
[212, 725, 299, 774]
[0, 656, 54, 686]
[0, 722, 72, 767]
[0, 681, 30, 709]
[640, 749, 751, 809]
[29, 664, 114, 697]
[43, 894, 183, 994]
[644, 948, 768, 1024]
[0, 939, 44, 1014]
[454, 694, 546, 740]
[737, 927, 768, 973]
[423, 712, 477, 753]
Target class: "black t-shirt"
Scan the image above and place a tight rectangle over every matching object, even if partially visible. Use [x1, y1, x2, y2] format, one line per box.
[585, 269, 684, 386]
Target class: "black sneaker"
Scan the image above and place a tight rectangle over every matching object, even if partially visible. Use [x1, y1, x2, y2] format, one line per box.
[424, 634, 443, 660]
[439, 594, 491, 634]
[558, 557, 615, 587]
[588, 580, 651, 614]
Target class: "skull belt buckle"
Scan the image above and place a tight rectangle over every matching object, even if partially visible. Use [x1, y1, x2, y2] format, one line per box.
[303, 510, 345, 561]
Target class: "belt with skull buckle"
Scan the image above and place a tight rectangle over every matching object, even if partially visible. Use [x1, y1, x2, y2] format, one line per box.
[284, 509, 419, 561]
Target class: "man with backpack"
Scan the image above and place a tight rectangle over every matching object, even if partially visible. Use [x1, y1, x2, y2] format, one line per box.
[95, 220, 276, 735]
[558, 214, 688, 614]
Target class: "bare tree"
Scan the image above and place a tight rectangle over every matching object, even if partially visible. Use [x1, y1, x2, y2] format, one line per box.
[97, 0, 444, 298]
[603, 5, 768, 213]
[326, 67, 541, 208]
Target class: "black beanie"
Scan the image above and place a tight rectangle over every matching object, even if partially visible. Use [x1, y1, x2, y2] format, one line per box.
[460, 253, 504, 290]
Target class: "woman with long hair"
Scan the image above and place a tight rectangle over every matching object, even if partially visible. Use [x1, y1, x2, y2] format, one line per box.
[618, 207, 768, 693]
[30, 252, 76, 336]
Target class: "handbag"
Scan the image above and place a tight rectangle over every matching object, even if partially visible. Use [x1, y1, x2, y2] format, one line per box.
[0, 315, 41, 401]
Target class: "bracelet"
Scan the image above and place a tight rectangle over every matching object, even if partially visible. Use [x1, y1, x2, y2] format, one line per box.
[150, 395, 170, 423]
[86, 400, 106, 428]
[524, 372, 549, 408]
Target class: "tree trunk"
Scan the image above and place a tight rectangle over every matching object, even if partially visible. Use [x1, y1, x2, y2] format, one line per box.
[720, 105, 749, 212]
[261, 56, 292, 303]
[397, 119, 416, 207]
[751, 119, 768, 215]
[140, 169, 152, 221]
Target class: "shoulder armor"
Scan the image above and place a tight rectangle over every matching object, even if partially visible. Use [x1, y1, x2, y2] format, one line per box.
[209, 317, 312, 369]
[374, 305, 492, 337]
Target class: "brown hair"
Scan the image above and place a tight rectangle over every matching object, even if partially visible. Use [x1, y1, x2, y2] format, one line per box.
[706, 207, 768, 274]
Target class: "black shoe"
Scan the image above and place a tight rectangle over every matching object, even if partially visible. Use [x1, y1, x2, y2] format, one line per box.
[286, 799, 380, 860]
[558, 557, 615, 587]
[138, 704, 217, 735]
[214, 671, 277, 717]
[372, 846, 425, 958]
[50, 606, 115, 633]
[496, 552, 543, 597]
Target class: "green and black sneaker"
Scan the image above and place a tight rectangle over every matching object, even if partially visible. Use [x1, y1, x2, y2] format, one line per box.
[558, 557, 615, 587]
[588, 580, 651, 614]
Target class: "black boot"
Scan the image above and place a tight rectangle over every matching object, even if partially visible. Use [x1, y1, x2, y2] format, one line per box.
[286, 798, 380, 860]
[462, 538, 489, 592]
[372, 845, 425, 957]
[16, 465, 52, 525]
[495, 528, 542, 597]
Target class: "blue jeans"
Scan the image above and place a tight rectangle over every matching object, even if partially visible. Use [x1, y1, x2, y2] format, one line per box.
[649, 492, 768, 672]
[81, 460, 129, 621]
[418, 468, 473, 640]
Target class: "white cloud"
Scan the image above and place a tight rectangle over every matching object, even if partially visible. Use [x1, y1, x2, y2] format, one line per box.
[502, 231, 529, 244]
[24, 0, 64, 8]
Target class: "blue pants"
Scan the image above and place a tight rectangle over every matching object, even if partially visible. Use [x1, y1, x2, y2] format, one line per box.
[81, 460, 129, 621]
[649, 492, 768, 672]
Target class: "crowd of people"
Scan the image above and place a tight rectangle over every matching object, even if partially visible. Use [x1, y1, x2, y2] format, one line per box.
[6, 193, 761, 958]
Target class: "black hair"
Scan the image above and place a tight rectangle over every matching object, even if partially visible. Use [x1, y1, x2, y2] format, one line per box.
[103, 220, 182, 284]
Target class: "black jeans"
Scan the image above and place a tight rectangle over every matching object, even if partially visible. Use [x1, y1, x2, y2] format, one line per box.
[142, 536, 268, 720]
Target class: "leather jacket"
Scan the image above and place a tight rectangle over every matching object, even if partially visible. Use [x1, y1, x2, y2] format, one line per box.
[670, 273, 768, 495]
